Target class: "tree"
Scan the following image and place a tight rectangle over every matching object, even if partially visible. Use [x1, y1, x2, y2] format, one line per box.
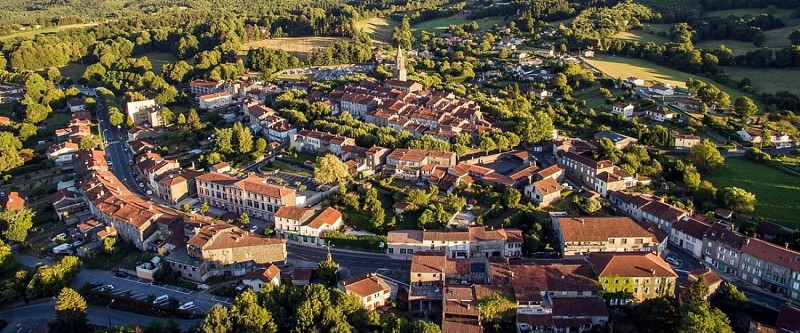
[677, 303, 733, 333]
[789, 29, 800, 46]
[581, 197, 602, 214]
[182, 204, 192, 213]
[177, 113, 186, 125]
[313, 154, 350, 185]
[0, 131, 25, 174]
[24, 103, 50, 124]
[391, 17, 414, 50]
[682, 275, 708, 308]
[254, 138, 267, 156]
[476, 293, 516, 327]
[695, 180, 718, 207]
[103, 236, 116, 254]
[78, 135, 101, 151]
[682, 165, 701, 192]
[0, 208, 35, 243]
[318, 252, 339, 285]
[733, 96, 757, 119]
[47, 67, 61, 82]
[632, 296, 681, 333]
[239, 213, 250, 225]
[187, 108, 204, 132]
[504, 188, 521, 208]
[721, 187, 756, 213]
[214, 128, 234, 154]
[108, 107, 125, 127]
[234, 123, 253, 154]
[18, 123, 37, 141]
[229, 290, 277, 333]
[159, 107, 175, 126]
[199, 304, 231, 333]
[53, 287, 87, 333]
[200, 202, 210, 215]
[715, 283, 747, 316]
[688, 140, 724, 174]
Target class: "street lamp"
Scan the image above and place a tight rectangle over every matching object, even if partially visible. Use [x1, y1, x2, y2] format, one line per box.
[107, 299, 115, 327]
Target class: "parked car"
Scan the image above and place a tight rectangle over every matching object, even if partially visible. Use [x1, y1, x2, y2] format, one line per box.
[666, 256, 682, 267]
[114, 271, 129, 278]
[249, 225, 259, 233]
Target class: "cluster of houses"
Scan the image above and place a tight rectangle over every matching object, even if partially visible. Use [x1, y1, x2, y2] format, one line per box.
[190, 79, 282, 111]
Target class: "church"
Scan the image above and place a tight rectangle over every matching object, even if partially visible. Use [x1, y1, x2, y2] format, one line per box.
[385, 46, 422, 93]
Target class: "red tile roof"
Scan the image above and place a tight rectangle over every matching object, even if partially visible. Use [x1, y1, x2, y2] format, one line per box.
[588, 252, 677, 278]
[556, 216, 657, 242]
[340, 273, 389, 297]
[0, 192, 24, 210]
[742, 238, 800, 271]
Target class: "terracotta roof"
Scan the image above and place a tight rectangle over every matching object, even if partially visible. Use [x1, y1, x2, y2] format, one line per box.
[0, 192, 24, 210]
[560, 151, 612, 170]
[292, 268, 313, 281]
[687, 267, 722, 286]
[275, 206, 316, 222]
[776, 304, 800, 332]
[641, 200, 687, 223]
[187, 223, 285, 251]
[387, 230, 423, 243]
[234, 177, 295, 199]
[195, 172, 239, 185]
[199, 91, 231, 100]
[243, 264, 280, 281]
[588, 252, 677, 278]
[340, 273, 389, 297]
[556, 216, 657, 242]
[441, 319, 483, 333]
[672, 218, 711, 240]
[535, 164, 562, 180]
[512, 263, 601, 298]
[742, 238, 800, 271]
[411, 251, 446, 274]
[306, 207, 342, 229]
[533, 178, 562, 195]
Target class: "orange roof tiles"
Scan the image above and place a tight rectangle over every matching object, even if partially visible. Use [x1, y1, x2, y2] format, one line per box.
[588, 252, 677, 278]
[556, 216, 658, 242]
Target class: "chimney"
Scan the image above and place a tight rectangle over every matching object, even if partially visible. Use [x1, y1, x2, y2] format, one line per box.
[785, 243, 789, 249]
[745, 239, 750, 245]
[650, 269, 656, 275]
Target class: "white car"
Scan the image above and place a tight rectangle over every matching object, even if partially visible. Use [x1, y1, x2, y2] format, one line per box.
[465, 204, 474, 211]
[249, 225, 259, 233]
[178, 301, 195, 310]
[666, 256, 682, 267]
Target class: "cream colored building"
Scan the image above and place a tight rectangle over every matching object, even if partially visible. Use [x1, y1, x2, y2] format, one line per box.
[195, 172, 297, 221]
[551, 215, 661, 256]
[274, 206, 343, 245]
[589, 252, 677, 304]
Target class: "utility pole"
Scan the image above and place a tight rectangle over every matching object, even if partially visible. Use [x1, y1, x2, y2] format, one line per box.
[106, 299, 115, 327]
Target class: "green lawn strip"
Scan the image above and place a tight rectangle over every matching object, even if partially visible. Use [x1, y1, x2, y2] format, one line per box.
[708, 158, 800, 229]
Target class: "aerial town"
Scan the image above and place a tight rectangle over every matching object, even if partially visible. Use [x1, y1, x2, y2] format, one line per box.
[0, 0, 799, 333]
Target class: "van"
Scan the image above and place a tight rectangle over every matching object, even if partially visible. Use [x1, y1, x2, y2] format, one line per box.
[153, 295, 169, 304]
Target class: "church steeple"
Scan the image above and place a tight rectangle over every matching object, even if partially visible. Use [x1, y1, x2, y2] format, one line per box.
[394, 46, 407, 81]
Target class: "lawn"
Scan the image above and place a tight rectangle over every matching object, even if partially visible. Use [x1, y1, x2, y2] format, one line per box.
[411, 14, 507, 35]
[239, 37, 348, 57]
[583, 56, 744, 99]
[708, 158, 800, 229]
[612, 30, 670, 44]
[58, 63, 87, 81]
[0, 23, 98, 41]
[354, 17, 398, 42]
[696, 8, 799, 55]
[721, 66, 800, 95]
[141, 52, 177, 75]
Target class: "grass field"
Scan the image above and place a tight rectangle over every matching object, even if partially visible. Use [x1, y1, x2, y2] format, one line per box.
[141, 52, 177, 75]
[722, 66, 800, 95]
[696, 8, 799, 54]
[58, 63, 87, 80]
[583, 56, 744, 99]
[709, 158, 800, 228]
[0, 23, 98, 41]
[354, 17, 398, 42]
[411, 15, 506, 35]
[239, 37, 348, 57]
[612, 23, 673, 44]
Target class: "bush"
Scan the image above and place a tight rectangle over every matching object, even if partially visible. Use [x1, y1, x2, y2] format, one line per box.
[322, 231, 387, 252]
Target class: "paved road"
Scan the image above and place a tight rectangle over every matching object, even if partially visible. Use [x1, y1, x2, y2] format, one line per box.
[664, 243, 704, 282]
[0, 300, 200, 330]
[11, 246, 53, 268]
[287, 243, 410, 283]
[96, 99, 146, 196]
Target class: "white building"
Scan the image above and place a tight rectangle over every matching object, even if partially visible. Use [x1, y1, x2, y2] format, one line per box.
[611, 102, 635, 119]
[274, 206, 343, 245]
[199, 91, 235, 110]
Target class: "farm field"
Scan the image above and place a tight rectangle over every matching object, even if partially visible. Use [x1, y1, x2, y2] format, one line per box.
[696, 8, 799, 54]
[354, 17, 398, 42]
[722, 66, 800, 95]
[708, 158, 800, 229]
[141, 52, 178, 75]
[583, 56, 744, 99]
[612, 23, 672, 44]
[0, 23, 98, 41]
[239, 37, 348, 57]
[58, 63, 87, 81]
[411, 15, 506, 35]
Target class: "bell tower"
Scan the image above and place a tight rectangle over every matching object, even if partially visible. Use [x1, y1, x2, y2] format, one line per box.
[394, 46, 407, 81]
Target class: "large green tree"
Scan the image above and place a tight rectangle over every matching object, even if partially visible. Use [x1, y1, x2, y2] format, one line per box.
[200, 304, 232, 333]
[721, 187, 756, 213]
[53, 287, 88, 333]
[313, 154, 350, 185]
[688, 140, 724, 174]
[0, 207, 34, 243]
[0, 132, 25, 174]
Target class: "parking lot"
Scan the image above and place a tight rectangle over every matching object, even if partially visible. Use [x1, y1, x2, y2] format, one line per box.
[263, 171, 317, 191]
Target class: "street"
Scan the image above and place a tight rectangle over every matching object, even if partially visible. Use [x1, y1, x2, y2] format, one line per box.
[95, 100, 146, 197]
[287, 243, 410, 283]
[0, 300, 200, 330]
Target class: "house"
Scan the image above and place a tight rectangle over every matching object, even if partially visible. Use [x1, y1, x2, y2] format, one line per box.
[387, 227, 523, 259]
[702, 222, 747, 277]
[66, 98, 86, 113]
[670, 217, 711, 258]
[645, 108, 676, 122]
[588, 252, 677, 304]
[385, 79, 422, 93]
[611, 102, 635, 119]
[292, 268, 313, 286]
[551, 215, 661, 257]
[189, 79, 224, 96]
[126, 99, 164, 127]
[199, 91, 235, 110]
[558, 152, 635, 196]
[0, 192, 24, 210]
[241, 264, 281, 291]
[195, 172, 298, 221]
[594, 130, 638, 149]
[512, 263, 609, 332]
[649, 84, 674, 96]
[338, 273, 392, 310]
[533, 49, 555, 57]
[737, 129, 794, 148]
[0, 116, 10, 126]
[524, 178, 562, 207]
[290, 130, 356, 156]
[674, 134, 701, 149]
[385, 148, 457, 180]
[738, 238, 800, 301]
[441, 286, 483, 333]
[165, 223, 287, 282]
[47, 142, 80, 166]
[582, 50, 595, 57]
[625, 77, 645, 87]
[680, 268, 722, 300]
[274, 206, 343, 245]
[529, 89, 553, 100]
[50, 189, 88, 224]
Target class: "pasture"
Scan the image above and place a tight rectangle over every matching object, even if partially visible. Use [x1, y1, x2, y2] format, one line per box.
[582, 56, 744, 99]
[354, 17, 398, 42]
[239, 37, 348, 57]
[141, 52, 178, 75]
[709, 158, 800, 229]
[411, 15, 506, 35]
[722, 66, 800, 95]
[0, 23, 98, 41]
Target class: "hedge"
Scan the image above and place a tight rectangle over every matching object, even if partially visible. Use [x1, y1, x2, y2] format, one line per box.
[322, 231, 387, 252]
